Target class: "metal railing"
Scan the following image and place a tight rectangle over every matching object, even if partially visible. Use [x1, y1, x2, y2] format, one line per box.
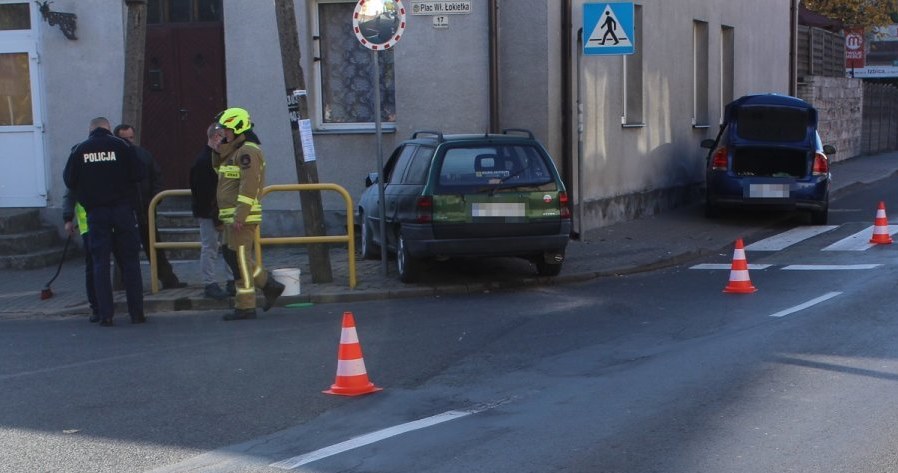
[147, 183, 356, 294]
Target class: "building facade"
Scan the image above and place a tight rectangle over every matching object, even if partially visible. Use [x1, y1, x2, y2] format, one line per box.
[0, 0, 790, 235]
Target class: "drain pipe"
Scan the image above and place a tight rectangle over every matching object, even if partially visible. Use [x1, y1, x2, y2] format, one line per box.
[789, 0, 798, 96]
[561, 0, 577, 238]
[488, 0, 500, 133]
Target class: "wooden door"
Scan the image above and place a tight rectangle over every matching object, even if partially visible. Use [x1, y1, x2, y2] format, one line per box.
[142, 18, 225, 189]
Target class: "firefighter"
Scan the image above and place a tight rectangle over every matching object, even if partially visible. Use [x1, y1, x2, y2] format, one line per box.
[212, 107, 284, 320]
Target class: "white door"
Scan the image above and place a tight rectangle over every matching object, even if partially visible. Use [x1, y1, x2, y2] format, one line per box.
[0, 40, 46, 207]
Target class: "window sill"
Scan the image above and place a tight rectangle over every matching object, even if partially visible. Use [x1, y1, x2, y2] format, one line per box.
[692, 124, 711, 129]
[313, 125, 397, 135]
[621, 122, 645, 128]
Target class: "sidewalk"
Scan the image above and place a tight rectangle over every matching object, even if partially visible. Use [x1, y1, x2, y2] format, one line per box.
[5, 151, 897, 318]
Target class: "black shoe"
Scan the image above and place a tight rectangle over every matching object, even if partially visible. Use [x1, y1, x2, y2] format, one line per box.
[204, 283, 228, 300]
[225, 280, 236, 296]
[223, 308, 257, 321]
[99, 318, 114, 327]
[162, 280, 188, 289]
[262, 276, 285, 312]
[131, 314, 147, 324]
[89, 313, 100, 323]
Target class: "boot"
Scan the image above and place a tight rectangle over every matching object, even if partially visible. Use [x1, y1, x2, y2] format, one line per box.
[262, 275, 285, 312]
[223, 308, 257, 321]
[204, 283, 228, 300]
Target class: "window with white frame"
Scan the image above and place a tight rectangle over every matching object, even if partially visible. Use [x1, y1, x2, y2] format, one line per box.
[693, 19, 709, 128]
[622, 4, 643, 126]
[314, 0, 396, 131]
[0, 2, 33, 126]
[720, 25, 734, 123]
[0, 2, 30, 30]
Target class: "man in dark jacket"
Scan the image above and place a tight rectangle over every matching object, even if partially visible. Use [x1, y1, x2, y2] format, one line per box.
[189, 123, 237, 299]
[114, 124, 185, 289]
[63, 117, 145, 326]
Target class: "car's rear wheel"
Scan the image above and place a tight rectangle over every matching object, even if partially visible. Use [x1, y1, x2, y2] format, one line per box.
[535, 252, 564, 277]
[359, 212, 380, 259]
[810, 200, 829, 225]
[397, 232, 419, 283]
[704, 192, 721, 219]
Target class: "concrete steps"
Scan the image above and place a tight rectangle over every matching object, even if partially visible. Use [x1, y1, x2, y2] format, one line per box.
[0, 209, 78, 270]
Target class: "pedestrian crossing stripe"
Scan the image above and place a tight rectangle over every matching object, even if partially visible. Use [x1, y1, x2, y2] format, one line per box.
[690, 263, 882, 270]
[690, 263, 773, 270]
[744, 225, 838, 251]
[583, 2, 635, 55]
[822, 225, 898, 251]
[782, 264, 881, 270]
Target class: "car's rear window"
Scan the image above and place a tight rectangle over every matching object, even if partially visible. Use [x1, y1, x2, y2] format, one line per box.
[735, 106, 810, 142]
[436, 144, 556, 191]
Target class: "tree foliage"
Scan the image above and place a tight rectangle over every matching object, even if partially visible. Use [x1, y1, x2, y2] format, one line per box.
[803, 0, 898, 28]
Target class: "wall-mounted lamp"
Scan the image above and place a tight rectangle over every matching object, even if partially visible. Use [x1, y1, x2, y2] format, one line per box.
[36, 1, 78, 40]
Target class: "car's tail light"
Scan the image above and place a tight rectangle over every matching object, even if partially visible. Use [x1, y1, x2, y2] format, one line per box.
[711, 147, 728, 171]
[559, 191, 571, 220]
[416, 196, 433, 223]
[812, 152, 829, 175]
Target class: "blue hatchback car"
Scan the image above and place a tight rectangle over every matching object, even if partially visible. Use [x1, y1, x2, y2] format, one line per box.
[701, 94, 836, 224]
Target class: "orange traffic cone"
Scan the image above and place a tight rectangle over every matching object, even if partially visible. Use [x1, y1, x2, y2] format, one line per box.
[723, 238, 757, 294]
[869, 201, 893, 244]
[324, 312, 382, 396]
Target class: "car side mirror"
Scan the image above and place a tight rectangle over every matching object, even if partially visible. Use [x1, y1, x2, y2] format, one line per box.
[700, 139, 716, 149]
[365, 172, 379, 187]
[823, 144, 836, 155]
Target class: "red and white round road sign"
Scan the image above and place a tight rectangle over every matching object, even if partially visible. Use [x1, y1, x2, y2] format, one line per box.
[353, 0, 407, 51]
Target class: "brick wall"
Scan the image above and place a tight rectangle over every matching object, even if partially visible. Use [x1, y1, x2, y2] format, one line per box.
[797, 76, 863, 161]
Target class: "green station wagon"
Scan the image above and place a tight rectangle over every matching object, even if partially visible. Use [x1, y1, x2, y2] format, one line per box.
[358, 130, 572, 282]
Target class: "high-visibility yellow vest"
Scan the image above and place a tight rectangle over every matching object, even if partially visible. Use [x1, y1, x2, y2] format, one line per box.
[217, 141, 264, 224]
[75, 202, 88, 235]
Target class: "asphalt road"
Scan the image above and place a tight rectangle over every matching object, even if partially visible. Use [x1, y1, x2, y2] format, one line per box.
[4, 177, 898, 472]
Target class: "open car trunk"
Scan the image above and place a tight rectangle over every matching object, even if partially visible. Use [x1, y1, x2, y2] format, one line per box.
[732, 146, 809, 178]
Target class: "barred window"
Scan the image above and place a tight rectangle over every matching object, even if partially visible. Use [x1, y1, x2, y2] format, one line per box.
[315, 0, 396, 130]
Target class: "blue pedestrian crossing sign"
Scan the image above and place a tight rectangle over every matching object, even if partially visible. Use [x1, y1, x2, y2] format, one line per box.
[583, 2, 635, 55]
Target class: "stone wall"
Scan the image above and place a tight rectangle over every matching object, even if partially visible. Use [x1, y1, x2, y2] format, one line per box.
[797, 76, 863, 162]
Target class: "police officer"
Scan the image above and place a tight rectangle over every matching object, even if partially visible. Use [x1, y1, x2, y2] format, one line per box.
[212, 108, 284, 320]
[63, 117, 146, 326]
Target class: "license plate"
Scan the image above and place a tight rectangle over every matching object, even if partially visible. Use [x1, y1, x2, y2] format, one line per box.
[749, 183, 789, 198]
[472, 202, 525, 217]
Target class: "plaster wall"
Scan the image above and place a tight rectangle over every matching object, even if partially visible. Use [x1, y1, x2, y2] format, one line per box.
[36, 0, 126, 219]
[571, 0, 791, 228]
[29, 0, 794, 236]
[222, 0, 490, 234]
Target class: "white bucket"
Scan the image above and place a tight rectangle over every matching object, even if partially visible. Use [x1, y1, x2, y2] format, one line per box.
[271, 268, 301, 296]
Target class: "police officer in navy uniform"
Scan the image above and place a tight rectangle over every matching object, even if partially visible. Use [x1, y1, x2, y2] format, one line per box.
[63, 117, 146, 326]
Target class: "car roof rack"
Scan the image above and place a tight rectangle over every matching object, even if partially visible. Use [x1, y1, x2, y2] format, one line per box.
[501, 128, 534, 139]
[411, 130, 444, 142]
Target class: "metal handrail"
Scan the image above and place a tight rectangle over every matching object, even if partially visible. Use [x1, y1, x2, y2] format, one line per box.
[147, 184, 356, 294]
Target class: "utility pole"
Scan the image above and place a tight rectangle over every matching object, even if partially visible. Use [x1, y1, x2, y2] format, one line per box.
[273, 0, 333, 283]
[122, 0, 147, 140]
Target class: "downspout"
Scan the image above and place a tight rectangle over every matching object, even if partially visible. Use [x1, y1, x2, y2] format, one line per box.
[488, 0, 499, 132]
[562, 0, 576, 238]
[789, 0, 798, 96]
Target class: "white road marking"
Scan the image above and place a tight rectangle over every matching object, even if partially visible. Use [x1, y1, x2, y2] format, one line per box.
[782, 264, 881, 270]
[768, 291, 842, 318]
[690, 263, 772, 270]
[744, 226, 837, 251]
[270, 405, 495, 469]
[823, 225, 898, 251]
